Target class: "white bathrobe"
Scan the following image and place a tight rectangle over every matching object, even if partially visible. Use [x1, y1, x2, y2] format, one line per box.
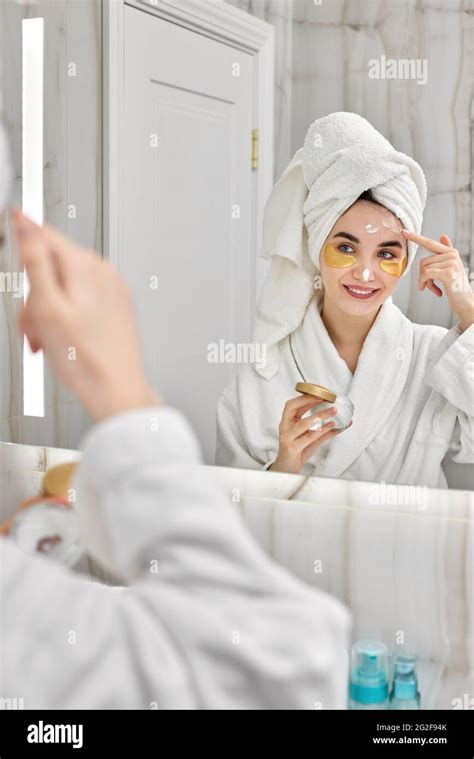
[0, 406, 349, 709]
[216, 297, 474, 488]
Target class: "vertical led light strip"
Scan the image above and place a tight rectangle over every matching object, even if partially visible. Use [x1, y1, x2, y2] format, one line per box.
[22, 17, 44, 417]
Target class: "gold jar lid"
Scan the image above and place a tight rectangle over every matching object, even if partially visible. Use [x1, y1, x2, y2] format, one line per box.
[43, 462, 78, 499]
[295, 382, 337, 403]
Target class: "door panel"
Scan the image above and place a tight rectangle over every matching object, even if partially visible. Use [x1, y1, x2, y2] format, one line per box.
[120, 5, 254, 461]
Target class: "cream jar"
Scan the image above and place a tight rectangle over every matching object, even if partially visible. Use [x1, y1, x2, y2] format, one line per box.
[1, 462, 84, 570]
[295, 382, 354, 431]
[9, 499, 84, 568]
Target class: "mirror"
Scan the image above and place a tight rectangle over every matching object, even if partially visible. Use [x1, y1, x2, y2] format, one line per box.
[0, 0, 472, 493]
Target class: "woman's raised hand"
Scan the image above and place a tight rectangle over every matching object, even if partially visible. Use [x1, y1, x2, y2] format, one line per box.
[269, 394, 348, 475]
[402, 229, 474, 332]
[12, 208, 159, 422]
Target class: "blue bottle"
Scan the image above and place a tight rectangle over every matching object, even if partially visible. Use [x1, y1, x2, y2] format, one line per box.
[349, 640, 389, 710]
[390, 654, 421, 710]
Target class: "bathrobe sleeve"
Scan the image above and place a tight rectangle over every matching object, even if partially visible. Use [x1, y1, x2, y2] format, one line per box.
[216, 392, 275, 470]
[0, 406, 349, 709]
[424, 323, 474, 463]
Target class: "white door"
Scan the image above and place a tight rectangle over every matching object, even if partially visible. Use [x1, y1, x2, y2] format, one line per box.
[118, 4, 255, 462]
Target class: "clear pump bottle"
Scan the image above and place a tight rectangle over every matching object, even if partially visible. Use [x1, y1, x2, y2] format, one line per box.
[389, 655, 421, 710]
[348, 640, 389, 710]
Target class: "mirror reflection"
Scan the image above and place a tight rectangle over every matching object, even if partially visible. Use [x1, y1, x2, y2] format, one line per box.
[216, 170, 474, 490]
[0, 0, 472, 494]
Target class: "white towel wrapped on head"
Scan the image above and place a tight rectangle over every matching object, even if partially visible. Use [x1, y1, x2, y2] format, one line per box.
[254, 111, 428, 380]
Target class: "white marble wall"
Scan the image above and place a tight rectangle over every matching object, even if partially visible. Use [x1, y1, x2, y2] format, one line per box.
[0, 0, 101, 448]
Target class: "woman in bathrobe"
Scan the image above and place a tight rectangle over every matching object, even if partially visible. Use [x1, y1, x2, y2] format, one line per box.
[1, 206, 350, 710]
[216, 116, 474, 487]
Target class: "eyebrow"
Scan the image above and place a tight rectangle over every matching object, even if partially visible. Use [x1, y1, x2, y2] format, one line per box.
[332, 231, 403, 250]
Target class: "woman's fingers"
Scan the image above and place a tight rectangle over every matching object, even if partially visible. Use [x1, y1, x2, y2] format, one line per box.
[12, 210, 60, 299]
[419, 267, 446, 295]
[419, 268, 443, 295]
[40, 220, 95, 291]
[12, 208, 87, 292]
[440, 233, 454, 248]
[297, 416, 352, 466]
[17, 304, 41, 352]
[292, 420, 338, 457]
[421, 282, 443, 297]
[276, 399, 353, 472]
[280, 394, 326, 431]
[402, 229, 452, 254]
[418, 234, 459, 297]
[419, 262, 450, 292]
[410, 231, 461, 299]
[419, 256, 456, 272]
[300, 419, 353, 463]
[420, 279, 443, 296]
[10, 210, 157, 422]
[293, 397, 325, 421]
[12, 210, 69, 351]
[301, 426, 340, 463]
[292, 406, 337, 438]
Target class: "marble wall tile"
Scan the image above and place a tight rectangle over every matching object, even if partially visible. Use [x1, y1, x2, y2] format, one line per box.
[237, 493, 473, 671]
[292, 0, 350, 24]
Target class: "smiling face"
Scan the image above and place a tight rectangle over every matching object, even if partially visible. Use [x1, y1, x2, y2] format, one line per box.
[319, 199, 407, 317]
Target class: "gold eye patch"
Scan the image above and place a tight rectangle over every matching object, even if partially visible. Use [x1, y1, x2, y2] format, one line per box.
[322, 243, 355, 268]
[322, 243, 407, 277]
[379, 256, 407, 277]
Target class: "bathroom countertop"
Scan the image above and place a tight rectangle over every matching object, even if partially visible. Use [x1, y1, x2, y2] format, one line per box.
[1, 441, 473, 710]
[208, 463, 474, 521]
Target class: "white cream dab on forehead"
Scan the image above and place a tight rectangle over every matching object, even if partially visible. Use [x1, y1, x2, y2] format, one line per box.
[382, 215, 403, 234]
[362, 210, 403, 236]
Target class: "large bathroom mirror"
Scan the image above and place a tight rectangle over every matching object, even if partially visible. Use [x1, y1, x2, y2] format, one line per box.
[0, 0, 472, 493]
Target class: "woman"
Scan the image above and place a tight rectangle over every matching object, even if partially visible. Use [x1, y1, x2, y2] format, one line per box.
[0, 120, 349, 709]
[216, 112, 473, 486]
